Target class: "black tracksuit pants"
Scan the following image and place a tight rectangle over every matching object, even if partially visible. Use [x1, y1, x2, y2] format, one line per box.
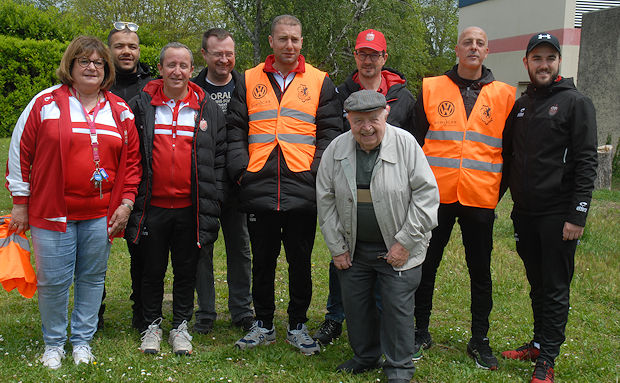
[414, 202, 495, 339]
[139, 206, 199, 328]
[246, 210, 316, 328]
[512, 212, 577, 366]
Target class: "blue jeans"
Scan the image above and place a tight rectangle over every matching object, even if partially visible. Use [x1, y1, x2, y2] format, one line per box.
[32, 217, 111, 347]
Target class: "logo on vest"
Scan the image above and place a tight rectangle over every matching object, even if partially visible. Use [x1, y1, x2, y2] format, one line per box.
[199, 119, 208, 131]
[479, 104, 493, 125]
[252, 84, 268, 99]
[437, 101, 455, 117]
[297, 84, 311, 102]
[548, 104, 559, 116]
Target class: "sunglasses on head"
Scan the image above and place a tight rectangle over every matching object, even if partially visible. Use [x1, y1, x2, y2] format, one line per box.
[114, 21, 139, 32]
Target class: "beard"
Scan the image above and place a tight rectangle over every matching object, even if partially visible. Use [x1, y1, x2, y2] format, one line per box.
[528, 66, 559, 88]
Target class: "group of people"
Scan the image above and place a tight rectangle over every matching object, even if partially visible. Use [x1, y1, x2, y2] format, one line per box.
[5, 14, 598, 383]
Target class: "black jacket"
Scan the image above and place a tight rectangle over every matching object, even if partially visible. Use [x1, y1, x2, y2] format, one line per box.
[336, 67, 416, 134]
[414, 65, 495, 146]
[226, 63, 342, 213]
[503, 77, 598, 226]
[125, 82, 227, 247]
[110, 62, 152, 103]
[191, 67, 242, 93]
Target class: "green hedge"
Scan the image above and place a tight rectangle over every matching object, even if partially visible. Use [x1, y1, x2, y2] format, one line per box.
[0, 0, 79, 41]
[0, 35, 66, 136]
[0, 35, 160, 137]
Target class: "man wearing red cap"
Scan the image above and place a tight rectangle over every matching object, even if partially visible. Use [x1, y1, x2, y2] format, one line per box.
[313, 28, 417, 346]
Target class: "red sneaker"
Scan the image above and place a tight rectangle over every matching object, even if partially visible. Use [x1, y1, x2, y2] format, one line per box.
[502, 341, 540, 361]
[531, 360, 554, 383]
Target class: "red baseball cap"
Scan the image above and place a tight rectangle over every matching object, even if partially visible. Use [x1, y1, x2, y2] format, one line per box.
[355, 29, 387, 52]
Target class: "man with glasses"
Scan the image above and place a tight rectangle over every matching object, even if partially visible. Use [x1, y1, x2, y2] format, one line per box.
[412, 26, 515, 369]
[313, 28, 417, 346]
[104, 21, 152, 331]
[190, 28, 254, 335]
[226, 14, 341, 355]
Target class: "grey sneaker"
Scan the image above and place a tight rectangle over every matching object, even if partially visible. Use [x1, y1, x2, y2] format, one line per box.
[286, 323, 320, 355]
[72, 344, 95, 365]
[169, 320, 193, 355]
[235, 320, 276, 350]
[140, 318, 163, 354]
[41, 345, 65, 370]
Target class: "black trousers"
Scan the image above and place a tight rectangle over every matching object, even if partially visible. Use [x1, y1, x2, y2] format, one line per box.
[512, 213, 577, 366]
[414, 202, 495, 338]
[127, 241, 144, 327]
[246, 210, 316, 327]
[139, 206, 198, 328]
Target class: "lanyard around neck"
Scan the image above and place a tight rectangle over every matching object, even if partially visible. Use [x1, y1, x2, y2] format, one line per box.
[74, 88, 104, 166]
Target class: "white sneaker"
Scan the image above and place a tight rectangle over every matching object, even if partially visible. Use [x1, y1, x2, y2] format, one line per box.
[169, 320, 193, 355]
[140, 318, 163, 354]
[235, 320, 276, 350]
[41, 345, 65, 369]
[72, 344, 95, 365]
[286, 323, 320, 355]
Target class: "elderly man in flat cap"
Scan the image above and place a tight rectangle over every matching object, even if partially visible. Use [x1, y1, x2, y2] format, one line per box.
[316, 90, 439, 382]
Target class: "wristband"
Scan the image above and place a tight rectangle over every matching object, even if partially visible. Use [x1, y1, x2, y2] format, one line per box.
[121, 202, 134, 211]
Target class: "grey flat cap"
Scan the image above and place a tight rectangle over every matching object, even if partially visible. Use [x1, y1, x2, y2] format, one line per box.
[344, 90, 386, 112]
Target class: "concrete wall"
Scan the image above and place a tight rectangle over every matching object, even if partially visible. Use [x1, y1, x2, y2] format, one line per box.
[577, 7, 620, 146]
[459, 0, 580, 90]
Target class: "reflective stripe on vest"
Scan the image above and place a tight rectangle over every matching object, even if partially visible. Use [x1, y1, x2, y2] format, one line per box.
[245, 63, 326, 172]
[422, 75, 515, 208]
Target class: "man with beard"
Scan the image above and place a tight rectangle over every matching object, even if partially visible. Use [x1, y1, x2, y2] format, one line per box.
[190, 28, 254, 334]
[108, 22, 152, 103]
[313, 28, 416, 346]
[501, 32, 597, 383]
[105, 21, 153, 331]
[412, 26, 515, 369]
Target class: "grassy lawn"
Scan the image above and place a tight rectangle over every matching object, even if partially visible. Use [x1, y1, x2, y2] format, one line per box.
[0, 136, 618, 382]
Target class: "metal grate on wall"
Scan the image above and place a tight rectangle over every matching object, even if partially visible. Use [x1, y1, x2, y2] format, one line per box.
[575, 0, 620, 27]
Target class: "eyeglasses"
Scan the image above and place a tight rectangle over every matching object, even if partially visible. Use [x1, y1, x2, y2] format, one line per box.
[76, 57, 105, 69]
[355, 50, 384, 62]
[114, 21, 139, 32]
[207, 51, 235, 59]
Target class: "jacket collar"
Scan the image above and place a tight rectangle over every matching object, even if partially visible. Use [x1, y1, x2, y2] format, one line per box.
[334, 123, 398, 164]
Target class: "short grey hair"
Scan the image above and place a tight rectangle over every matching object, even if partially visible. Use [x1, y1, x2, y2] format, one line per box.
[159, 42, 194, 66]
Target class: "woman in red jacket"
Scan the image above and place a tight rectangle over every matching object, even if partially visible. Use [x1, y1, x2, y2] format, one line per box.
[5, 36, 141, 370]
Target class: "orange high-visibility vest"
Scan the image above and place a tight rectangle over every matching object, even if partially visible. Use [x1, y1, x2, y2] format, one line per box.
[422, 75, 515, 209]
[245, 63, 326, 173]
[0, 216, 36, 299]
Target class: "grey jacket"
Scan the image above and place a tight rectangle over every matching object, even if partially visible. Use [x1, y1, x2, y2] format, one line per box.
[317, 123, 439, 271]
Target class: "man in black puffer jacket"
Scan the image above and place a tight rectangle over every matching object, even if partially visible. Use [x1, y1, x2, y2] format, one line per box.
[226, 15, 341, 355]
[125, 42, 226, 356]
[313, 28, 417, 346]
[501, 32, 597, 383]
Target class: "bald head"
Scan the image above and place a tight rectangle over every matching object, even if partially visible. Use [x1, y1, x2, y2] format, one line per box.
[458, 26, 488, 46]
[455, 26, 489, 80]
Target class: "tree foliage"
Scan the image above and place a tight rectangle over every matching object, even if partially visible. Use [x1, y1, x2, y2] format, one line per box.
[0, 0, 458, 136]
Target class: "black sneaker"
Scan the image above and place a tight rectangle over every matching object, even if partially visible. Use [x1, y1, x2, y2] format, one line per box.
[193, 318, 214, 334]
[412, 328, 433, 361]
[312, 319, 342, 345]
[233, 316, 255, 332]
[467, 337, 498, 370]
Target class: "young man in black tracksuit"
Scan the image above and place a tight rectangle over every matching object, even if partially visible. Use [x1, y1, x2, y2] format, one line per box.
[104, 23, 152, 331]
[501, 32, 597, 383]
[313, 28, 417, 346]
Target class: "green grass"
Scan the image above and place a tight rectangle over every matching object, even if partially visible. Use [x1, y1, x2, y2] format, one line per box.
[0, 137, 618, 382]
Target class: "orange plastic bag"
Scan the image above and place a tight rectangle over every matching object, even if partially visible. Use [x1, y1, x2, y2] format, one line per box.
[0, 215, 37, 298]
